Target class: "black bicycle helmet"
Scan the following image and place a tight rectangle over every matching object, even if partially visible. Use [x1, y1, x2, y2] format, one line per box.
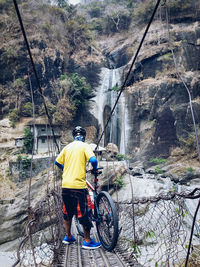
[72, 126, 86, 137]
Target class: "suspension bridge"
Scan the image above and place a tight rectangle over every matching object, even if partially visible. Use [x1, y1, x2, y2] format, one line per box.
[6, 0, 200, 266]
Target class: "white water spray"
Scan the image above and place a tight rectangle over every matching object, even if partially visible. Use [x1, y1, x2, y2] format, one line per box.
[91, 66, 130, 154]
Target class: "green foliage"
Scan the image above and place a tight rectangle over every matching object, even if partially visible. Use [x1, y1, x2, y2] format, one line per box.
[151, 158, 167, 164]
[21, 102, 33, 117]
[15, 78, 24, 87]
[135, 0, 196, 24]
[1, 45, 17, 63]
[135, 0, 155, 24]
[104, 11, 131, 33]
[166, 0, 195, 16]
[9, 109, 20, 127]
[89, 18, 104, 33]
[108, 85, 120, 92]
[87, 2, 104, 18]
[59, 74, 68, 81]
[116, 153, 129, 161]
[17, 155, 31, 178]
[179, 133, 197, 153]
[53, 98, 74, 126]
[187, 167, 194, 173]
[42, 21, 52, 34]
[126, 0, 135, 9]
[154, 166, 164, 174]
[56, 0, 69, 9]
[145, 230, 156, 239]
[0, 0, 12, 11]
[65, 15, 92, 49]
[21, 155, 31, 170]
[130, 244, 141, 257]
[23, 128, 33, 154]
[39, 102, 56, 118]
[114, 175, 124, 189]
[69, 73, 91, 111]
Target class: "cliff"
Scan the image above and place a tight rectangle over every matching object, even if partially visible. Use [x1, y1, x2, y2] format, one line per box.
[0, 0, 200, 257]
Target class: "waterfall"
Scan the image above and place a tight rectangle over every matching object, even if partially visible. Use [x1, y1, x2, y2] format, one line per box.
[91, 66, 130, 154]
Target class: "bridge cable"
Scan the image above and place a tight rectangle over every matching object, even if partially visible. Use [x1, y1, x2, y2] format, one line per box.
[95, 0, 162, 150]
[13, 0, 60, 153]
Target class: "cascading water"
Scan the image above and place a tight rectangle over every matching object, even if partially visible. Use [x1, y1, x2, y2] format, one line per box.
[91, 66, 130, 154]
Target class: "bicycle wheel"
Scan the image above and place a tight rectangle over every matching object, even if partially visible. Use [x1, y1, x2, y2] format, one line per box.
[96, 191, 118, 251]
[74, 216, 84, 237]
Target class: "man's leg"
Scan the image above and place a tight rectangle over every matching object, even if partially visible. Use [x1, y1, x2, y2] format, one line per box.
[64, 219, 72, 238]
[83, 226, 91, 243]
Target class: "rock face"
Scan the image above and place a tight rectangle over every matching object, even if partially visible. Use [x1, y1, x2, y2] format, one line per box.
[94, 20, 200, 163]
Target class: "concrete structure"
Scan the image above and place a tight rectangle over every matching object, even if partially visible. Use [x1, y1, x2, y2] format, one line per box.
[26, 117, 61, 154]
[14, 136, 24, 148]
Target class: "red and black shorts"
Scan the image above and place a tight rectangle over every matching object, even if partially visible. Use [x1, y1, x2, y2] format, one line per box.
[62, 188, 93, 231]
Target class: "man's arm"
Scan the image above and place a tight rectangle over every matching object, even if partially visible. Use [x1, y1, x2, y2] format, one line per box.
[89, 156, 98, 170]
[54, 160, 64, 171]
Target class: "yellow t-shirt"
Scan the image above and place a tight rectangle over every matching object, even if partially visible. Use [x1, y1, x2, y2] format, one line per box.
[56, 141, 95, 189]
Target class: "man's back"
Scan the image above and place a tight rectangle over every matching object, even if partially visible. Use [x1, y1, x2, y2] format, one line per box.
[56, 141, 94, 189]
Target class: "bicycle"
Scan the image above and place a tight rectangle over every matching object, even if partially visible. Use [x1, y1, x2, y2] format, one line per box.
[75, 167, 119, 251]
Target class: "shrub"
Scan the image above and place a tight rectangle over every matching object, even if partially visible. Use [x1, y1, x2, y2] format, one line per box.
[114, 175, 124, 189]
[22, 102, 33, 117]
[116, 153, 129, 161]
[9, 109, 20, 127]
[53, 98, 74, 126]
[187, 167, 194, 173]
[87, 2, 103, 18]
[0, 0, 12, 11]
[23, 128, 33, 154]
[39, 102, 56, 118]
[166, 0, 195, 16]
[151, 158, 167, 164]
[179, 133, 197, 153]
[89, 18, 104, 33]
[69, 73, 91, 111]
[108, 85, 120, 92]
[154, 166, 164, 174]
[135, 0, 155, 24]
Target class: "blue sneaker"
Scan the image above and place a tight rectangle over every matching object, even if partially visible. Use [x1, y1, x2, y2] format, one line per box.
[62, 235, 76, 244]
[82, 239, 101, 249]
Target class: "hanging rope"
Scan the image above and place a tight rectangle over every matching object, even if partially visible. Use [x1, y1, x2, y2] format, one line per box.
[13, 0, 60, 153]
[95, 0, 162, 150]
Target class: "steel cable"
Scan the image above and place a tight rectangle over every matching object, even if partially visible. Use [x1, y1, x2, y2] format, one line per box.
[13, 0, 60, 153]
[95, 0, 162, 150]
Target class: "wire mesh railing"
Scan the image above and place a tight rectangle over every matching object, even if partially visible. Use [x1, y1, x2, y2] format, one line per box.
[12, 189, 64, 267]
[116, 188, 200, 267]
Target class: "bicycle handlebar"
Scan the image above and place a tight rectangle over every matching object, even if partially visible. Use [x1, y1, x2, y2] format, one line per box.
[86, 167, 103, 175]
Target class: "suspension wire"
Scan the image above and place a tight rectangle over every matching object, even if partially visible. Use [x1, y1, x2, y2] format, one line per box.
[185, 199, 200, 267]
[27, 66, 36, 209]
[95, 0, 162, 150]
[13, 0, 60, 153]
[165, 3, 200, 161]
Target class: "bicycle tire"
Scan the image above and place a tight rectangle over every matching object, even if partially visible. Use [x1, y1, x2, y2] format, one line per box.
[96, 191, 118, 251]
[74, 216, 84, 237]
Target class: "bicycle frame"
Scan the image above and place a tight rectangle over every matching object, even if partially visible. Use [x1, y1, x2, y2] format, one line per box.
[86, 174, 111, 223]
[86, 175, 100, 223]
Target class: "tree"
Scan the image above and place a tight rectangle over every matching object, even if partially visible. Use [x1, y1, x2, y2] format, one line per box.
[70, 73, 92, 111]
[53, 98, 74, 126]
[23, 127, 33, 154]
[22, 102, 33, 117]
[14, 78, 25, 111]
[57, 0, 69, 8]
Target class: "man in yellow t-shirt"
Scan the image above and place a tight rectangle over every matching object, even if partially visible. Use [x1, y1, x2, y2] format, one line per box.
[55, 126, 101, 249]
